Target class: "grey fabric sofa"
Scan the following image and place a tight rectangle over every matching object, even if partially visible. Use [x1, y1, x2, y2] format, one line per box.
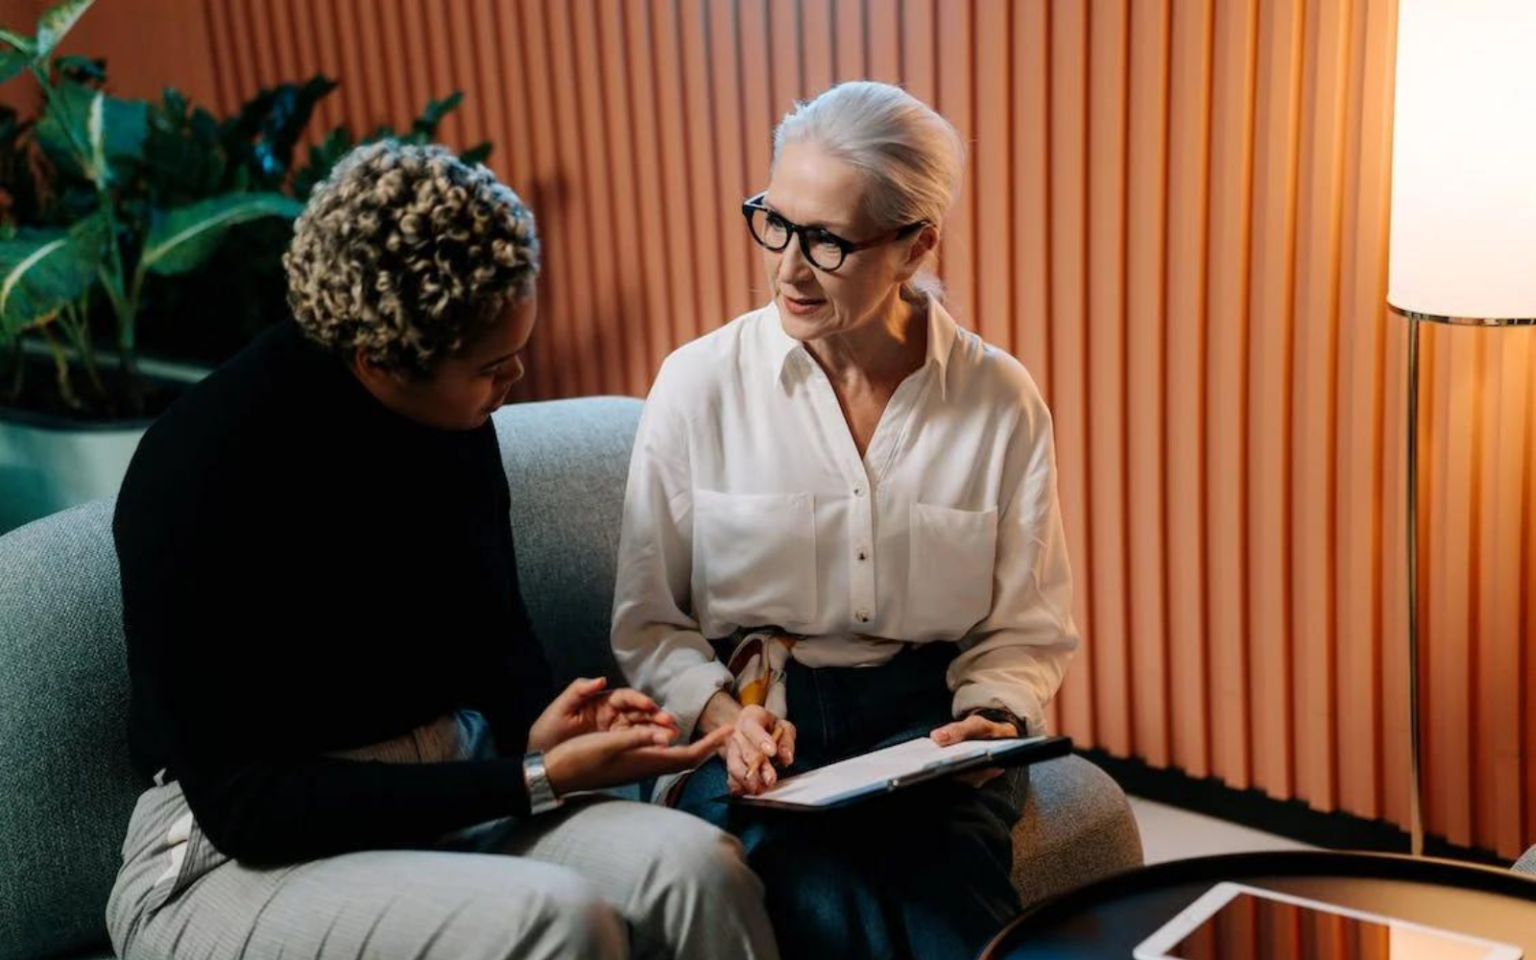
[0, 396, 1143, 960]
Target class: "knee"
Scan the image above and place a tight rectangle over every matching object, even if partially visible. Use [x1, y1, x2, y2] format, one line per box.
[470, 875, 629, 960]
[648, 819, 764, 906]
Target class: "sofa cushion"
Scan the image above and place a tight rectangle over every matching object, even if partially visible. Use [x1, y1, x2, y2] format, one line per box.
[492, 396, 642, 682]
[0, 497, 140, 960]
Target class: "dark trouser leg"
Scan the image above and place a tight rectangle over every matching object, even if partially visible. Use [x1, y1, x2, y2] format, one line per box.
[672, 645, 1023, 960]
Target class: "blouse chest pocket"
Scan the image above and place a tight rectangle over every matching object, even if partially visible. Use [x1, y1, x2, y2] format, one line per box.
[905, 502, 999, 640]
[692, 490, 818, 629]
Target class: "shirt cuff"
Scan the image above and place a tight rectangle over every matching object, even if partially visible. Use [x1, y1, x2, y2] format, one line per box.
[952, 687, 1048, 738]
[665, 660, 735, 742]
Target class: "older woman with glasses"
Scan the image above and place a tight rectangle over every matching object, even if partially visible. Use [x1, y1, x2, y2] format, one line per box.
[611, 81, 1080, 958]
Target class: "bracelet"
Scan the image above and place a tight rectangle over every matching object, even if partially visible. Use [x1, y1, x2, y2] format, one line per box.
[523, 750, 564, 815]
[968, 707, 1026, 736]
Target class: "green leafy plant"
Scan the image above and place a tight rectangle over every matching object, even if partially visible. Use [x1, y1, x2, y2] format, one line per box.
[0, 0, 302, 416]
[0, 0, 491, 419]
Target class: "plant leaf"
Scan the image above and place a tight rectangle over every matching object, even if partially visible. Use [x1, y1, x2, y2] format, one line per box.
[140, 192, 301, 276]
[411, 91, 463, 140]
[53, 53, 105, 83]
[458, 142, 493, 167]
[34, 80, 147, 183]
[33, 0, 95, 60]
[0, 214, 107, 339]
[0, 44, 29, 86]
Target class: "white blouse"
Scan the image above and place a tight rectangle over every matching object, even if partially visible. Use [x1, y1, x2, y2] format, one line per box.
[610, 297, 1079, 739]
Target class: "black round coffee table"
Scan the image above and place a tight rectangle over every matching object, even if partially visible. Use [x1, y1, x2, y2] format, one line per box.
[982, 850, 1536, 959]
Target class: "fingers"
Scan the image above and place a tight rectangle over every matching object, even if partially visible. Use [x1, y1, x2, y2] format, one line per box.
[956, 766, 1005, 788]
[552, 676, 607, 713]
[734, 728, 768, 792]
[605, 688, 658, 714]
[736, 707, 779, 761]
[776, 720, 797, 766]
[930, 714, 1014, 746]
[724, 737, 752, 795]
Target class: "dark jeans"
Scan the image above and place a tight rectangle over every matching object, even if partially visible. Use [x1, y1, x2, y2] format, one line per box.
[674, 643, 1022, 960]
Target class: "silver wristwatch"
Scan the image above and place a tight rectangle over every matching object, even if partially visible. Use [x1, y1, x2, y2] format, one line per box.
[522, 750, 563, 815]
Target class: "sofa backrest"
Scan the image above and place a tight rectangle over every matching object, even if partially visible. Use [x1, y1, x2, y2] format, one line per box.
[0, 395, 643, 960]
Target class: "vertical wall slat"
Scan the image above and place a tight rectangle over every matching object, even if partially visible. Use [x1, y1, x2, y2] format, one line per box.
[1205, 0, 1260, 791]
[1289, 0, 1351, 811]
[332, 0, 371, 134]
[1047, 0, 1094, 743]
[771, 0, 802, 114]
[738, 0, 774, 310]
[514, 0, 571, 398]
[706, 0, 752, 324]
[936, 1, 975, 327]
[974, 0, 1013, 353]
[1478, 332, 1532, 854]
[902, 0, 936, 108]
[569, 1, 624, 397]
[867, 0, 901, 83]
[544, 1, 600, 396]
[1334, 0, 1395, 822]
[1165, 0, 1215, 779]
[350, 0, 391, 128]
[801, 0, 834, 96]
[444, 2, 486, 150]
[375, 1, 413, 129]
[620, 0, 674, 393]
[1085, 0, 1132, 758]
[679, 1, 724, 340]
[647, 0, 696, 353]
[203, 0, 238, 115]
[1013, 0, 1051, 396]
[834, 0, 867, 81]
[1125, 0, 1172, 766]
[1246, 0, 1306, 799]
[597, 1, 649, 399]
[1428, 323, 1481, 846]
[397, 1, 433, 132]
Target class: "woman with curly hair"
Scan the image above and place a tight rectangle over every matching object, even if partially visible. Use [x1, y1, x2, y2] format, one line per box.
[107, 142, 779, 960]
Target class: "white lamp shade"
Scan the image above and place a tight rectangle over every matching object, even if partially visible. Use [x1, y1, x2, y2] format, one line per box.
[1387, 0, 1536, 321]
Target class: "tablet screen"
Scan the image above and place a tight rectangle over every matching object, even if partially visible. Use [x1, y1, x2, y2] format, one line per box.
[1164, 892, 1502, 960]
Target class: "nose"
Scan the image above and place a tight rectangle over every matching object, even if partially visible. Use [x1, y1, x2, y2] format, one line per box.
[775, 236, 815, 286]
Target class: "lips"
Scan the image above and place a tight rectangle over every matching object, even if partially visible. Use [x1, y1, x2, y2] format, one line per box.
[781, 293, 826, 316]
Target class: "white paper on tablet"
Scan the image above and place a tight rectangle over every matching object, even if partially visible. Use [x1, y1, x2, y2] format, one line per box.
[742, 735, 1045, 808]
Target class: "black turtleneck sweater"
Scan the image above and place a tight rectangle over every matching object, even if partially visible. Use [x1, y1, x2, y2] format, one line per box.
[113, 320, 553, 865]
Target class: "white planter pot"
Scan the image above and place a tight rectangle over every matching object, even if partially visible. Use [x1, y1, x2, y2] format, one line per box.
[0, 412, 150, 534]
[0, 355, 208, 536]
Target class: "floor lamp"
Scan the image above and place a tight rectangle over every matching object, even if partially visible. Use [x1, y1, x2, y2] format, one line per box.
[1386, 0, 1536, 857]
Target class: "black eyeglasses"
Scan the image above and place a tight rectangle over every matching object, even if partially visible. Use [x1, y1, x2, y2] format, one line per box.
[741, 192, 928, 272]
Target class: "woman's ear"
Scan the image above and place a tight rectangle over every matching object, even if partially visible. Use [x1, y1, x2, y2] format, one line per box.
[350, 348, 399, 391]
[895, 224, 939, 282]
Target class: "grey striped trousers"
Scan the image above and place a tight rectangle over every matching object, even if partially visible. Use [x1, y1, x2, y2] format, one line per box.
[105, 713, 779, 960]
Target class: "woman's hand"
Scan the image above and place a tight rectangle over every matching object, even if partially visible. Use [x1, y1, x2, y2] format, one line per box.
[929, 711, 1019, 746]
[724, 704, 797, 797]
[543, 725, 731, 795]
[528, 676, 677, 752]
[930, 712, 1018, 788]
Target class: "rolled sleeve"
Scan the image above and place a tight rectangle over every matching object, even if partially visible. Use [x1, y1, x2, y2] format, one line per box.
[945, 399, 1080, 736]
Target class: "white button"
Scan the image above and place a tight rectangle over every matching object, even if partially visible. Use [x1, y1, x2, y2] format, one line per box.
[855, 610, 871, 623]
[853, 485, 865, 497]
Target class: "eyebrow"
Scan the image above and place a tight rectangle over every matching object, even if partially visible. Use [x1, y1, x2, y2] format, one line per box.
[478, 352, 517, 371]
[761, 198, 849, 234]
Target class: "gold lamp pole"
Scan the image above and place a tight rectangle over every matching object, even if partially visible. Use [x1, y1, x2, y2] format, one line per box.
[1387, 0, 1536, 857]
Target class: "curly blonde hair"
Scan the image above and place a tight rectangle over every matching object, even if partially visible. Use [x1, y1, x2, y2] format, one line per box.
[283, 141, 540, 375]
